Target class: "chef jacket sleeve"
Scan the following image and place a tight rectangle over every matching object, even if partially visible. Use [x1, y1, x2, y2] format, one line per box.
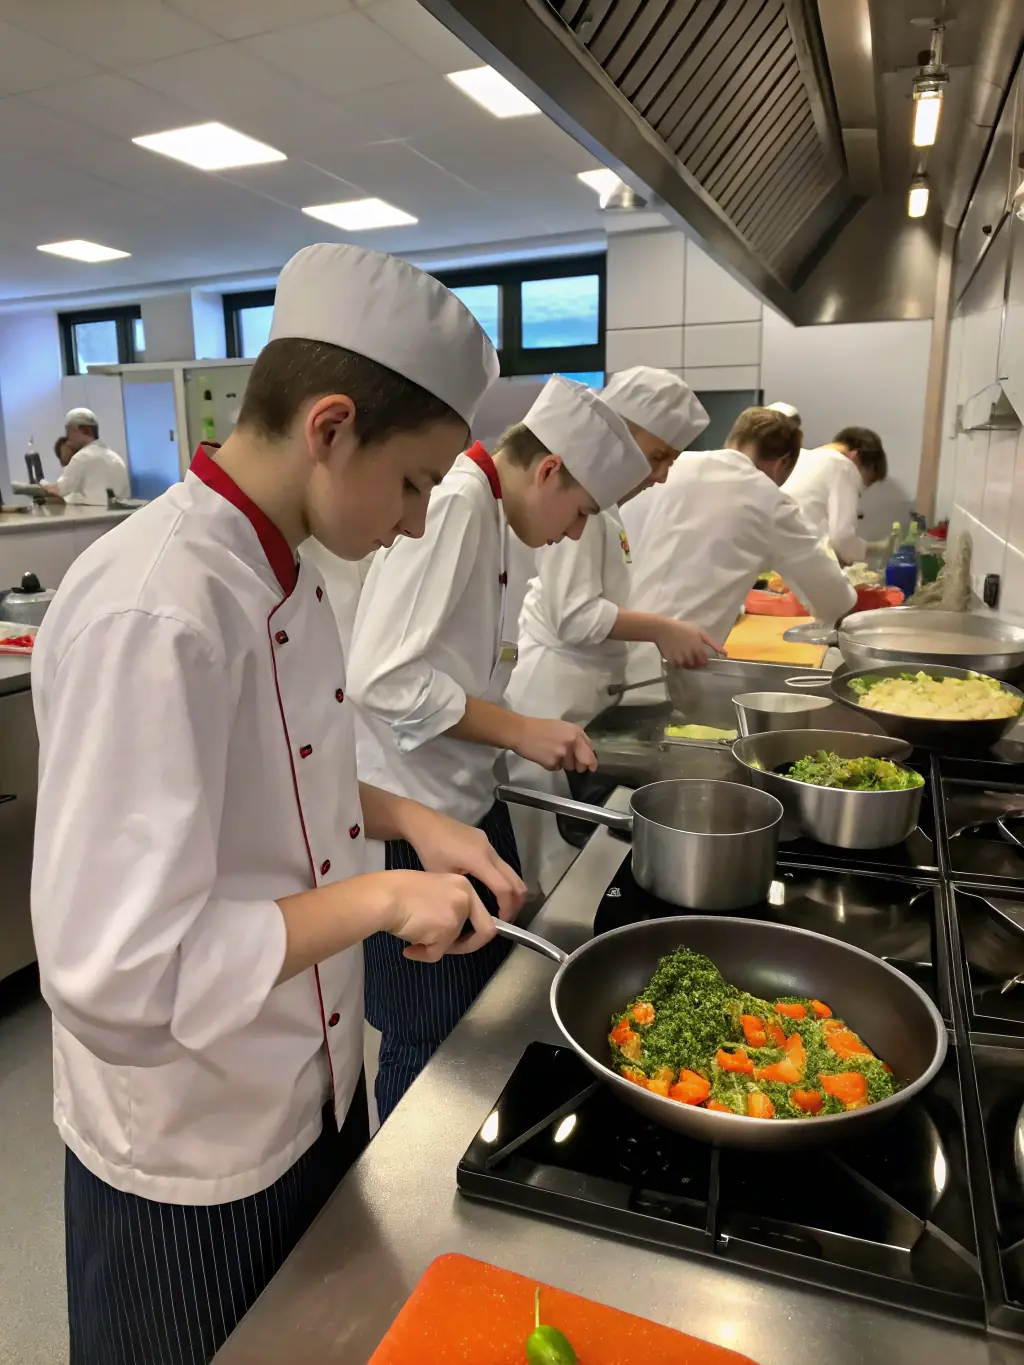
[535, 519, 618, 647]
[770, 494, 858, 623]
[55, 451, 85, 502]
[32, 609, 287, 1068]
[347, 487, 481, 752]
[827, 463, 868, 563]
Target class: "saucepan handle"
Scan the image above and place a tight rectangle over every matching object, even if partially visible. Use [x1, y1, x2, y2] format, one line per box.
[495, 783, 633, 833]
[492, 919, 569, 965]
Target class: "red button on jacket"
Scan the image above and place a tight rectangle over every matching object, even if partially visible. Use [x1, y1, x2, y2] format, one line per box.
[349, 824, 361, 840]
[320, 859, 331, 875]
[328, 1012, 340, 1027]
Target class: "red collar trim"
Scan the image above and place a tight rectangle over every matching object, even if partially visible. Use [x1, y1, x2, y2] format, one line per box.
[465, 441, 501, 500]
[189, 445, 298, 595]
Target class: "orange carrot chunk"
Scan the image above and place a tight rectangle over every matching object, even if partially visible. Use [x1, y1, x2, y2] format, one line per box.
[647, 1077, 670, 1097]
[764, 1021, 787, 1048]
[820, 1071, 868, 1104]
[621, 1068, 648, 1088]
[775, 1001, 806, 1020]
[706, 1100, 735, 1113]
[670, 1070, 711, 1105]
[748, 1091, 775, 1119]
[631, 1002, 655, 1026]
[792, 1088, 824, 1115]
[826, 1029, 874, 1061]
[610, 1018, 633, 1046]
[810, 999, 833, 1019]
[741, 1014, 767, 1048]
[716, 1048, 754, 1076]
[756, 1057, 803, 1084]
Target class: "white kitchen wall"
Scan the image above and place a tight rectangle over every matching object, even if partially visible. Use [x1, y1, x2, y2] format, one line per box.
[0, 310, 67, 489]
[761, 310, 933, 541]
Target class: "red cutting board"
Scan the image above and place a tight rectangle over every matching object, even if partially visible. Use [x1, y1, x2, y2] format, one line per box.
[367, 1253, 759, 1364]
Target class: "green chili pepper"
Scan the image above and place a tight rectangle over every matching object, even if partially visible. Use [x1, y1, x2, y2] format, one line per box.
[526, 1287, 578, 1365]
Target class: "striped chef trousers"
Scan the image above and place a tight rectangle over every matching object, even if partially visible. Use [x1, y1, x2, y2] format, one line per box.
[64, 1082, 369, 1365]
[364, 801, 520, 1124]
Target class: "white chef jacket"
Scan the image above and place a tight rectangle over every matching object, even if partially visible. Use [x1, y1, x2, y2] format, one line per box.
[56, 439, 131, 505]
[783, 444, 868, 563]
[348, 446, 512, 828]
[32, 446, 364, 1204]
[627, 448, 856, 678]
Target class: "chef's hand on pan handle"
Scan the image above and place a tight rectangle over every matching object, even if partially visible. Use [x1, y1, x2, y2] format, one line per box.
[399, 803, 527, 923]
[653, 618, 724, 669]
[514, 717, 597, 774]
[387, 871, 498, 962]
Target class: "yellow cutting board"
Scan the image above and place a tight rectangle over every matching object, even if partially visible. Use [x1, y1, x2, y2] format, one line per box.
[725, 614, 827, 667]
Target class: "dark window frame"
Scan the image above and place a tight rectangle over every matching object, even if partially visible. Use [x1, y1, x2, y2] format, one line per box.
[223, 288, 276, 359]
[435, 253, 606, 377]
[59, 304, 142, 376]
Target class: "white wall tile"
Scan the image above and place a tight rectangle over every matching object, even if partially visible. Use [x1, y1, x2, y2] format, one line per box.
[981, 427, 1018, 543]
[606, 229, 686, 331]
[683, 321, 761, 369]
[953, 430, 989, 523]
[684, 240, 762, 324]
[1008, 428, 1024, 553]
[1002, 545, 1024, 622]
[606, 325, 684, 371]
[683, 365, 760, 391]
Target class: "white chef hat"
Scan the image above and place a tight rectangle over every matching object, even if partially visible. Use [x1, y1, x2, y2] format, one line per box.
[269, 243, 499, 424]
[600, 367, 710, 451]
[768, 401, 801, 420]
[522, 376, 650, 510]
[65, 407, 99, 428]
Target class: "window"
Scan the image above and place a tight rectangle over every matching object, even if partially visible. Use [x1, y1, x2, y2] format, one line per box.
[224, 289, 276, 359]
[435, 254, 605, 378]
[59, 305, 142, 376]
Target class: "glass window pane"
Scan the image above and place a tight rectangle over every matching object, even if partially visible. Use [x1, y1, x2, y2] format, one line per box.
[74, 319, 119, 372]
[521, 275, 599, 349]
[133, 316, 146, 356]
[541, 370, 605, 388]
[238, 304, 274, 358]
[450, 284, 500, 348]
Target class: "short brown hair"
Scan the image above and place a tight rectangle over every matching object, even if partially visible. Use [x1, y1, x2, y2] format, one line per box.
[727, 407, 803, 463]
[237, 337, 464, 447]
[834, 425, 887, 482]
[495, 421, 551, 468]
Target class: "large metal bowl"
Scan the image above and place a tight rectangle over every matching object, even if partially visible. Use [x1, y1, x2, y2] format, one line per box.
[732, 728, 921, 848]
[838, 607, 1024, 680]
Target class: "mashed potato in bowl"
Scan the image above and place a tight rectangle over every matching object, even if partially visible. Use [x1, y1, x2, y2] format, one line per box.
[852, 671, 1023, 721]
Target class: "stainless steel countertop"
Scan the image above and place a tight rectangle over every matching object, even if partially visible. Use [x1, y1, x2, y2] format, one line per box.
[0, 505, 133, 535]
[214, 791, 1024, 1365]
[0, 654, 31, 696]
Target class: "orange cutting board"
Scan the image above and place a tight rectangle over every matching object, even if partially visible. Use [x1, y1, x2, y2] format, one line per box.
[725, 614, 827, 667]
[367, 1253, 759, 1364]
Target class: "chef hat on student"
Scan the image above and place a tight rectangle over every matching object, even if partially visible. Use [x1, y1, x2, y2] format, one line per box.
[522, 376, 650, 510]
[768, 400, 801, 421]
[269, 243, 499, 424]
[65, 407, 99, 428]
[601, 367, 710, 450]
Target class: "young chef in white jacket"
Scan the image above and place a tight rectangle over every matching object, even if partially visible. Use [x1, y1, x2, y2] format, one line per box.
[504, 367, 717, 893]
[627, 406, 857, 681]
[783, 425, 888, 564]
[41, 406, 131, 505]
[348, 376, 650, 1120]
[31, 242, 527, 1365]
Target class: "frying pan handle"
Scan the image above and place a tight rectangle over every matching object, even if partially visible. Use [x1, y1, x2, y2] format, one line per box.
[492, 919, 569, 965]
[606, 675, 664, 697]
[998, 812, 1024, 851]
[495, 783, 633, 833]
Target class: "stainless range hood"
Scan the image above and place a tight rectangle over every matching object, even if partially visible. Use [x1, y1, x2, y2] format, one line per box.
[421, 0, 950, 323]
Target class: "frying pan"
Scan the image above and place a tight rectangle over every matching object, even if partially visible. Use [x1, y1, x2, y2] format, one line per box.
[492, 915, 947, 1150]
[496, 778, 782, 911]
[830, 663, 1024, 752]
[790, 608, 1024, 681]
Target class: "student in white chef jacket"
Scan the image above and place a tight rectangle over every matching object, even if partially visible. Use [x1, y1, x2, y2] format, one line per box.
[627, 406, 857, 681]
[504, 368, 717, 893]
[348, 376, 650, 1120]
[783, 424, 888, 564]
[41, 405, 131, 505]
[31, 243, 527, 1365]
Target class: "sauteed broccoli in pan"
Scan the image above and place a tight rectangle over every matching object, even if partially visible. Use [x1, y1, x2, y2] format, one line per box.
[608, 948, 898, 1119]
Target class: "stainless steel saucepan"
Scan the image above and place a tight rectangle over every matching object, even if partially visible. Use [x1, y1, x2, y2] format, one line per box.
[495, 778, 782, 910]
[491, 914, 947, 1150]
[732, 729, 922, 849]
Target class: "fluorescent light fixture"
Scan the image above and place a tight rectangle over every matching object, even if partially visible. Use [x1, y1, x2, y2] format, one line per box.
[302, 198, 417, 231]
[908, 175, 930, 219]
[37, 239, 130, 263]
[446, 65, 539, 118]
[133, 122, 286, 171]
[912, 89, 942, 147]
[578, 169, 622, 197]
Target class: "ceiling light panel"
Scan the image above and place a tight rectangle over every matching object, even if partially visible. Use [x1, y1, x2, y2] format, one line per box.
[133, 122, 286, 171]
[37, 240, 130, 262]
[912, 90, 942, 148]
[577, 170, 622, 197]
[302, 198, 418, 230]
[445, 66, 540, 118]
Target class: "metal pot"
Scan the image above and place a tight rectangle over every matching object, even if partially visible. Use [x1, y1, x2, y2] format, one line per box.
[491, 914, 947, 1149]
[496, 778, 782, 910]
[732, 729, 921, 849]
[0, 572, 55, 627]
[732, 690, 833, 736]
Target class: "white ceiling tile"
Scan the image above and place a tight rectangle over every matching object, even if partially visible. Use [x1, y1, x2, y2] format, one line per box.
[217, 159, 360, 208]
[166, 0, 351, 40]
[307, 138, 485, 213]
[240, 10, 431, 97]
[332, 75, 473, 140]
[0, 18, 98, 97]
[361, 0, 478, 72]
[29, 73, 202, 140]
[0, 0, 221, 67]
[411, 121, 572, 194]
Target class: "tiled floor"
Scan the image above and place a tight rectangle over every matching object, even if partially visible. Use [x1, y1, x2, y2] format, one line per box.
[0, 969, 382, 1365]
